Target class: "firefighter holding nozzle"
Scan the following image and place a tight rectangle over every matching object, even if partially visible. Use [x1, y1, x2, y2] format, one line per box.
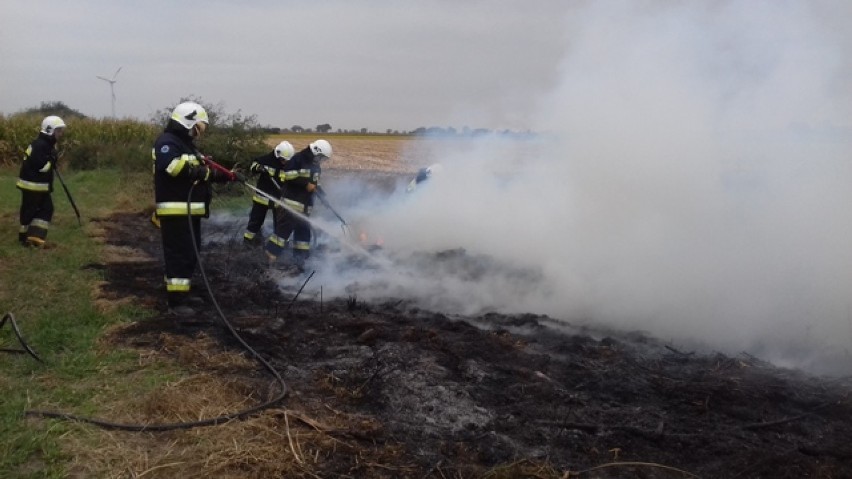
[152, 101, 241, 316]
[264, 139, 333, 272]
[242, 140, 295, 246]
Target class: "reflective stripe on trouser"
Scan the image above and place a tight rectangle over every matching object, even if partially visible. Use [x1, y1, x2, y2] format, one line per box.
[26, 218, 50, 245]
[160, 215, 201, 296]
[245, 202, 274, 238]
[264, 233, 288, 258]
[165, 277, 191, 292]
[266, 207, 310, 260]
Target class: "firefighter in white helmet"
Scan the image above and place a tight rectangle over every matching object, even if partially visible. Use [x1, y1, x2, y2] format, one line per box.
[242, 140, 295, 245]
[265, 139, 332, 270]
[152, 101, 239, 316]
[16, 116, 67, 247]
[406, 163, 443, 193]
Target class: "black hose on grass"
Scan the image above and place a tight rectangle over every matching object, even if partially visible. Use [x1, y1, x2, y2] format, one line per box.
[0, 312, 43, 363]
[25, 179, 290, 431]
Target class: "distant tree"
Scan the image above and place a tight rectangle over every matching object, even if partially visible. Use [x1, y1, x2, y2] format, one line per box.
[360, 128, 368, 134]
[316, 123, 332, 133]
[20, 101, 88, 120]
[291, 125, 304, 133]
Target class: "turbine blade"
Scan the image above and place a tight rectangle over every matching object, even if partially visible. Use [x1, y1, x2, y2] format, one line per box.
[113, 66, 122, 79]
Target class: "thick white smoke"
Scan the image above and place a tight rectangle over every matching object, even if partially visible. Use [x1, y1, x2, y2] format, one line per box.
[272, 2, 852, 375]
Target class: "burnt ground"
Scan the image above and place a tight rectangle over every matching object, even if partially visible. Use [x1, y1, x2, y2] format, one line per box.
[92, 209, 852, 479]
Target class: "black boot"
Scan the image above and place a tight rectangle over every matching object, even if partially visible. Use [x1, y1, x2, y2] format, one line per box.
[167, 294, 196, 317]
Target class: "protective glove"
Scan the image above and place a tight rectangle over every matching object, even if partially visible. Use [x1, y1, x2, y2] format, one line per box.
[208, 167, 235, 183]
[234, 171, 248, 183]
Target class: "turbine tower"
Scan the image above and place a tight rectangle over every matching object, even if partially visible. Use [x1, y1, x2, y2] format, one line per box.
[96, 66, 122, 118]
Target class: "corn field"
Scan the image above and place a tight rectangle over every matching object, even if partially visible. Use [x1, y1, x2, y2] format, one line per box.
[1, 111, 269, 173]
[0, 114, 158, 172]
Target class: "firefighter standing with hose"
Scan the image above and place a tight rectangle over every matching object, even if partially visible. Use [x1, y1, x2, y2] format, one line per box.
[264, 139, 332, 271]
[153, 101, 240, 316]
[16, 116, 67, 248]
[242, 140, 295, 246]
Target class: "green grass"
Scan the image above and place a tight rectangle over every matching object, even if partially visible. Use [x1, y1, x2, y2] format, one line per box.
[0, 166, 169, 478]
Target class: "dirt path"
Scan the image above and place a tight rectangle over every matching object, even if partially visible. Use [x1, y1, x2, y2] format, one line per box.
[86, 206, 852, 479]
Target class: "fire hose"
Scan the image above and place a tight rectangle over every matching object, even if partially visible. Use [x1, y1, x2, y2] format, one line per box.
[0, 312, 43, 363]
[25, 155, 292, 431]
[264, 173, 350, 237]
[54, 168, 82, 227]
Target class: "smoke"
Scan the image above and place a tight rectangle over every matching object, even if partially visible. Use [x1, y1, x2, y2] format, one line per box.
[267, 2, 852, 375]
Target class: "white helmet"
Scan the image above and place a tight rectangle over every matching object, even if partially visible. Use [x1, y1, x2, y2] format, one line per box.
[425, 163, 444, 177]
[274, 140, 295, 160]
[309, 139, 332, 159]
[170, 101, 209, 130]
[40, 116, 66, 135]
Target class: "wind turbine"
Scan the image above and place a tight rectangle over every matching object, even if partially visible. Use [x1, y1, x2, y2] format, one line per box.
[96, 66, 122, 118]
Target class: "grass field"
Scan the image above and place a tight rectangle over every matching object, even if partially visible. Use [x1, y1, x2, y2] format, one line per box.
[0, 167, 167, 478]
[0, 136, 414, 478]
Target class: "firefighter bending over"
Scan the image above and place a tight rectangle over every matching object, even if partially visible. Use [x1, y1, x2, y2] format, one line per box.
[242, 140, 295, 246]
[16, 116, 67, 247]
[264, 139, 332, 271]
[152, 101, 240, 316]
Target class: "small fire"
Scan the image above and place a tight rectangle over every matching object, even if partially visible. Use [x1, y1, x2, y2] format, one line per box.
[359, 231, 384, 248]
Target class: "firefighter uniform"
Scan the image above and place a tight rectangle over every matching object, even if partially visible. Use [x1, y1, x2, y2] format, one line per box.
[17, 131, 60, 247]
[265, 146, 322, 267]
[153, 125, 230, 310]
[243, 151, 285, 243]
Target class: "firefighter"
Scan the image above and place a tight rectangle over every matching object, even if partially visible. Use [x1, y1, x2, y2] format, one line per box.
[406, 163, 443, 192]
[264, 139, 332, 271]
[242, 140, 295, 246]
[16, 116, 66, 247]
[153, 101, 239, 316]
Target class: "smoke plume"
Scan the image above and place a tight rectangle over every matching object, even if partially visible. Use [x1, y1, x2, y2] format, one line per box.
[278, 2, 852, 375]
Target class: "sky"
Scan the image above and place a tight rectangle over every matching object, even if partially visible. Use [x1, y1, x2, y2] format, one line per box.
[0, 0, 569, 132]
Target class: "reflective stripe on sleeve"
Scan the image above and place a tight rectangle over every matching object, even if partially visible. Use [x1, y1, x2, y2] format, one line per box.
[165, 153, 198, 176]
